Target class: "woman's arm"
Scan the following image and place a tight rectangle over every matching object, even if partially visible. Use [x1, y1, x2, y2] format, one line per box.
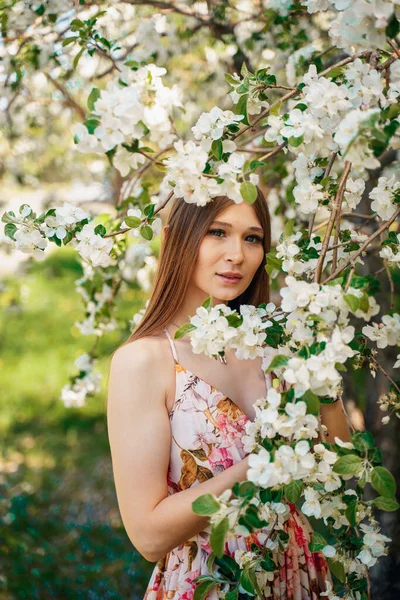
[319, 396, 352, 444]
[107, 340, 250, 563]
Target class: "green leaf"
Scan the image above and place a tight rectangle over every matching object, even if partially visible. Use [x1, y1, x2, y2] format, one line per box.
[210, 517, 229, 558]
[62, 36, 78, 47]
[211, 139, 223, 161]
[345, 501, 357, 526]
[308, 531, 327, 552]
[87, 87, 101, 111]
[193, 579, 217, 600]
[386, 14, 400, 37]
[236, 480, 256, 499]
[202, 295, 213, 310]
[73, 47, 85, 70]
[225, 73, 239, 86]
[139, 225, 153, 240]
[143, 203, 155, 218]
[235, 94, 249, 125]
[206, 552, 216, 572]
[359, 293, 370, 313]
[371, 467, 396, 498]
[4, 223, 17, 240]
[192, 494, 221, 516]
[124, 216, 142, 229]
[283, 218, 296, 238]
[284, 480, 304, 503]
[373, 496, 400, 512]
[288, 135, 303, 147]
[174, 323, 196, 339]
[327, 558, 345, 582]
[344, 294, 361, 312]
[265, 252, 283, 277]
[240, 62, 254, 79]
[352, 430, 375, 451]
[94, 224, 106, 237]
[260, 555, 277, 571]
[324, 66, 344, 79]
[239, 568, 255, 595]
[2, 211, 16, 224]
[225, 590, 238, 600]
[301, 390, 320, 416]
[240, 181, 257, 204]
[18, 203, 31, 216]
[335, 362, 347, 372]
[269, 101, 281, 117]
[265, 355, 288, 372]
[83, 118, 100, 134]
[215, 554, 241, 578]
[294, 103, 308, 112]
[332, 454, 363, 475]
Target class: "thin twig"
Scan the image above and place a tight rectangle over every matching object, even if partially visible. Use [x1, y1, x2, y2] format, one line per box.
[370, 356, 400, 394]
[322, 206, 400, 284]
[314, 161, 352, 283]
[312, 213, 376, 233]
[331, 181, 345, 273]
[308, 152, 337, 237]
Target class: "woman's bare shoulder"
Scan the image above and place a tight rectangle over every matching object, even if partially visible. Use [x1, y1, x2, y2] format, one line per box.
[110, 332, 172, 383]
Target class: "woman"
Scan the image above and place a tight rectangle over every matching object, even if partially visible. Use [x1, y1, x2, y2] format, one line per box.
[107, 188, 349, 598]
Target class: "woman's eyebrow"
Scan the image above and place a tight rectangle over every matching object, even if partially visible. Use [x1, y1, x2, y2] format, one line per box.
[211, 220, 264, 233]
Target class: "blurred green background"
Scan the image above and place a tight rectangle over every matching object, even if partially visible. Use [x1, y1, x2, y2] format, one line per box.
[0, 247, 155, 600]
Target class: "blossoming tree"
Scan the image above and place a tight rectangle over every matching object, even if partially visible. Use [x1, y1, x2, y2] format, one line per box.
[1, 1, 400, 599]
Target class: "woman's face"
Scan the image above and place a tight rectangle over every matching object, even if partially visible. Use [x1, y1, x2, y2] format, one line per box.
[191, 201, 265, 304]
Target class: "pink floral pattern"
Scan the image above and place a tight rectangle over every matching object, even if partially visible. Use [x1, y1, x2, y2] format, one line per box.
[143, 358, 332, 600]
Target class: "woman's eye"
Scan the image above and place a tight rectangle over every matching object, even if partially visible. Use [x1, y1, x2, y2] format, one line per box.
[207, 229, 263, 243]
[208, 229, 225, 237]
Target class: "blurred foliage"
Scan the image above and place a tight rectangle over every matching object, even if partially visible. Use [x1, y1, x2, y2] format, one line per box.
[0, 248, 153, 599]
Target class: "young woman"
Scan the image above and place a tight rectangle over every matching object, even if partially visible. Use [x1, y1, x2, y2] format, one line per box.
[107, 188, 351, 599]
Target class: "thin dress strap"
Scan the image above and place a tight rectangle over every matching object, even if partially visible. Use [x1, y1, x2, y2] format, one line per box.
[162, 327, 179, 365]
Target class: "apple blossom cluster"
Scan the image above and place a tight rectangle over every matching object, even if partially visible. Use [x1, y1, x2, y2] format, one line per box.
[301, 0, 399, 53]
[227, 69, 271, 116]
[362, 312, 400, 348]
[274, 227, 368, 279]
[186, 279, 380, 400]
[60, 353, 102, 409]
[262, 276, 382, 398]
[378, 389, 400, 425]
[186, 302, 280, 360]
[2, 200, 125, 269]
[74, 281, 118, 337]
[242, 389, 320, 454]
[380, 232, 400, 266]
[72, 222, 115, 269]
[1, 202, 108, 262]
[72, 64, 184, 176]
[207, 487, 290, 536]
[369, 174, 400, 220]
[264, 59, 396, 179]
[202, 366, 393, 582]
[160, 135, 259, 207]
[120, 205, 162, 239]
[1, 0, 71, 37]
[191, 106, 244, 144]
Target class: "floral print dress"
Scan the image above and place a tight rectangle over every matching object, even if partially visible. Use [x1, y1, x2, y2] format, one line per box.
[143, 328, 331, 600]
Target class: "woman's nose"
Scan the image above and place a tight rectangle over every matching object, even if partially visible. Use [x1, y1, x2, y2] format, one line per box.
[225, 237, 244, 262]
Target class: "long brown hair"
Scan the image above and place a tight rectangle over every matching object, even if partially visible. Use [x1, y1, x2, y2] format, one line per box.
[120, 186, 271, 346]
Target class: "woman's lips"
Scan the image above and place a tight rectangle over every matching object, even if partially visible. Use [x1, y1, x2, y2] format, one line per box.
[217, 274, 242, 284]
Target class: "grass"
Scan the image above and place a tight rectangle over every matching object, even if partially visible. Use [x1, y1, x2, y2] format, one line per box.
[0, 247, 154, 600]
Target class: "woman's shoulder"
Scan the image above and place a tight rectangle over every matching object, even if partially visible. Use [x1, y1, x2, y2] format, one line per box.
[110, 331, 171, 377]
